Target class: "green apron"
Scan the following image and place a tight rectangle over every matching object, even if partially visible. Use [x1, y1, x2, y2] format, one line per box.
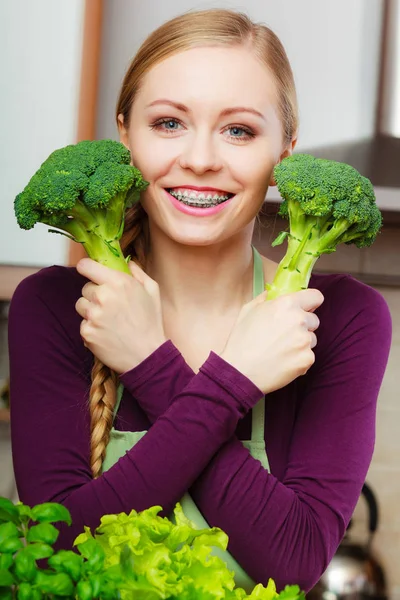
[102, 245, 269, 592]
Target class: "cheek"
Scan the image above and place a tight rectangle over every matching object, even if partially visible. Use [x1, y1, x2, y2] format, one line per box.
[230, 158, 274, 218]
[229, 150, 274, 193]
[130, 134, 176, 182]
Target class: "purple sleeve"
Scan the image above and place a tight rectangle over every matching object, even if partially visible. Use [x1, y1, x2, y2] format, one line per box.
[8, 268, 263, 550]
[119, 340, 194, 423]
[120, 276, 392, 592]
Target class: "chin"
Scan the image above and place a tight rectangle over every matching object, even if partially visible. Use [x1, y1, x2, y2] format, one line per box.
[170, 234, 217, 247]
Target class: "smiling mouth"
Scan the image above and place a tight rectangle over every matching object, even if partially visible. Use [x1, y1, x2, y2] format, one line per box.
[166, 188, 235, 208]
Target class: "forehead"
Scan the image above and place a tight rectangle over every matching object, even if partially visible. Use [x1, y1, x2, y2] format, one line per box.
[136, 45, 278, 114]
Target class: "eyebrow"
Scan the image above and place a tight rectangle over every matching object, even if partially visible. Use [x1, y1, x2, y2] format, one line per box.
[146, 99, 266, 121]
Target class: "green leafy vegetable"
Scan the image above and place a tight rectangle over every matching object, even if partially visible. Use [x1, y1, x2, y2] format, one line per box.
[0, 496, 305, 599]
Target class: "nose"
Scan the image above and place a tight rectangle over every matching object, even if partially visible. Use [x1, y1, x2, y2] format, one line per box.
[178, 130, 223, 174]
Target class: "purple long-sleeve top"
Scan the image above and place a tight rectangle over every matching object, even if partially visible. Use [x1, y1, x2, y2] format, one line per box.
[8, 264, 392, 592]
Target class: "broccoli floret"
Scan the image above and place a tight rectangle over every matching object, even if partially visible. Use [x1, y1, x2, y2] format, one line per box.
[267, 154, 382, 299]
[14, 139, 148, 273]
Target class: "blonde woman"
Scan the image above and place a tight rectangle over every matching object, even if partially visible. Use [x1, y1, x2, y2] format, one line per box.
[9, 9, 391, 593]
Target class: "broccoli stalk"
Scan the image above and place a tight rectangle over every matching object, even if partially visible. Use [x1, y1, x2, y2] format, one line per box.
[266, 154, 382, 300]
[14, 140, 149, 274]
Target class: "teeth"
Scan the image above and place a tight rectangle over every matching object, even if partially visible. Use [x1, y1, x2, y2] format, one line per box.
[169, 188, 231, 206]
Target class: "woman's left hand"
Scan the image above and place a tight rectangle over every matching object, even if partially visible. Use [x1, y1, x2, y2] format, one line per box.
[75, 258, 167, 374]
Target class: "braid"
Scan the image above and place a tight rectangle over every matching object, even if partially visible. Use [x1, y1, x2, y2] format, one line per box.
[89, 357, 118, 478]
[88, 202, 149, 478]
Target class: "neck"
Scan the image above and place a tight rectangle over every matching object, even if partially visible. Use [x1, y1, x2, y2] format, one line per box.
[145, 227, 256, 317]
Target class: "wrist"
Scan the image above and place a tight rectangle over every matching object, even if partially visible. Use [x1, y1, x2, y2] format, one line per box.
[202, 352, 264, 409]
[119, 336, 169, 374]
[218, 351, 265, 394]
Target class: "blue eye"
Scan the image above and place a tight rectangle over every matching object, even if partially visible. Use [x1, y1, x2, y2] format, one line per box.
[230, 127, 245, 136]
[151, 118, 183, 133]
[226, 126, 254, 140]
[164, 120, 179, 130]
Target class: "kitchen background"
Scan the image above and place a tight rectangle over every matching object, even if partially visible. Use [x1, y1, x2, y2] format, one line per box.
[0, 0, 399, 598]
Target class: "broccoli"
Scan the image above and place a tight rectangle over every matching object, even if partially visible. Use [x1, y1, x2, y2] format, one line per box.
[267, 153, 382, 299]
[14, 139, 148, 274]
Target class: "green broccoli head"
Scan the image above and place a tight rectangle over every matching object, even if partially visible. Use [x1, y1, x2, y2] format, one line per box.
[266, 153, 382, 299]
[14, 139, 148, 273]
[274, 153, 381, 249]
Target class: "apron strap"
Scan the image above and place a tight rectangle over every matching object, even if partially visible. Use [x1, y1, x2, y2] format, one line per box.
[250, 245, 266, 443]
[252, 244, 265, 298]
[113, 383, 124, 422]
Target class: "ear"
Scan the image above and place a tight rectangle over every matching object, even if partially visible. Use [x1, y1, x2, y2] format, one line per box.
[269, 136, 298, 186]
[117, 114, 130, 150]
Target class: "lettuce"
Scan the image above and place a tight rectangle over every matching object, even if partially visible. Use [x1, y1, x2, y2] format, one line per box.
[73, 503, 305, 600]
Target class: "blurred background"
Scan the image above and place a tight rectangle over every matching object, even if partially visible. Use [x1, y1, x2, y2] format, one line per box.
[0, 1, 399, 598]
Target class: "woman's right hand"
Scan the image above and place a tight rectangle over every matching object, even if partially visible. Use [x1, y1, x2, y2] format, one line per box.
[219, 289, 324, 394]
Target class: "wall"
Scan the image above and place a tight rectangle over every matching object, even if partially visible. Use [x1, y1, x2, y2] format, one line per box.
[97, 0, 383, 149]
[0, 0, 85, 267]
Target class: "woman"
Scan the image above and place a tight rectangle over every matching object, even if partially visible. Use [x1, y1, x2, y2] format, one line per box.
[9, 9, 392, 593]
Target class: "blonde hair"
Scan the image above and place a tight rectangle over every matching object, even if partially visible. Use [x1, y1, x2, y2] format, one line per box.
[88, 8, 299, 478]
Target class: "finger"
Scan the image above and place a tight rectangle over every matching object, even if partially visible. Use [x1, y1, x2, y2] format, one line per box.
[77, 258, 126, 286]
[305, 313, 320, 332]
[295, 289, 324, 312]
[75, 297, 91, 319]
[310, 331, 317, 349]
[80, 319, 90, 347]
[81, 282, 98, 301]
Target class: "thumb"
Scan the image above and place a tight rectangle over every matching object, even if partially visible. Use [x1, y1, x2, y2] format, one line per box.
[128, 260, 145, 284]
[238, 289, 268, 320]
[249, 289, 268, 306]
[129, 261, 160, 296]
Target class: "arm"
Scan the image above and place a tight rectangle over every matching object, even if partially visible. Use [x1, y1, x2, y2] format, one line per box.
[186, 277, 392, 592]
[122, 276, 392, 592]
[119, 340, 195, 423]
[8, 268, 263, 550]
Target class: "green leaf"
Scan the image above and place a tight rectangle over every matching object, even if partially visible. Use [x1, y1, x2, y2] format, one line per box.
[76, 579, 92, 600]
[89, 573, 102, 596]
[26, 542, 55, 560]
[31, 503, 72, 526]
[0, 497, 20, 525]
[0, 521, 20, 544]
[73, 526, 92, 548]
[118, 544, 134, 577]
[0, 568, 15, 586]
[48, 550, 83, 581]
[0, 586, 13, 599]
[0, 536, 24, 553]
[0, 554, 13, 570]
[16, 503, 33, 524]
[17, 581, 34, 600]
[272, 231, 289, 247]
[99, 581, 121, 600]
[27, 523, 60, 545]
[15, 548, 38, 582]
[77, 538, 105, 573]
[277, 585, 305, 600]
[34, 571, 74, 596]
[247, 579, 278, 599]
